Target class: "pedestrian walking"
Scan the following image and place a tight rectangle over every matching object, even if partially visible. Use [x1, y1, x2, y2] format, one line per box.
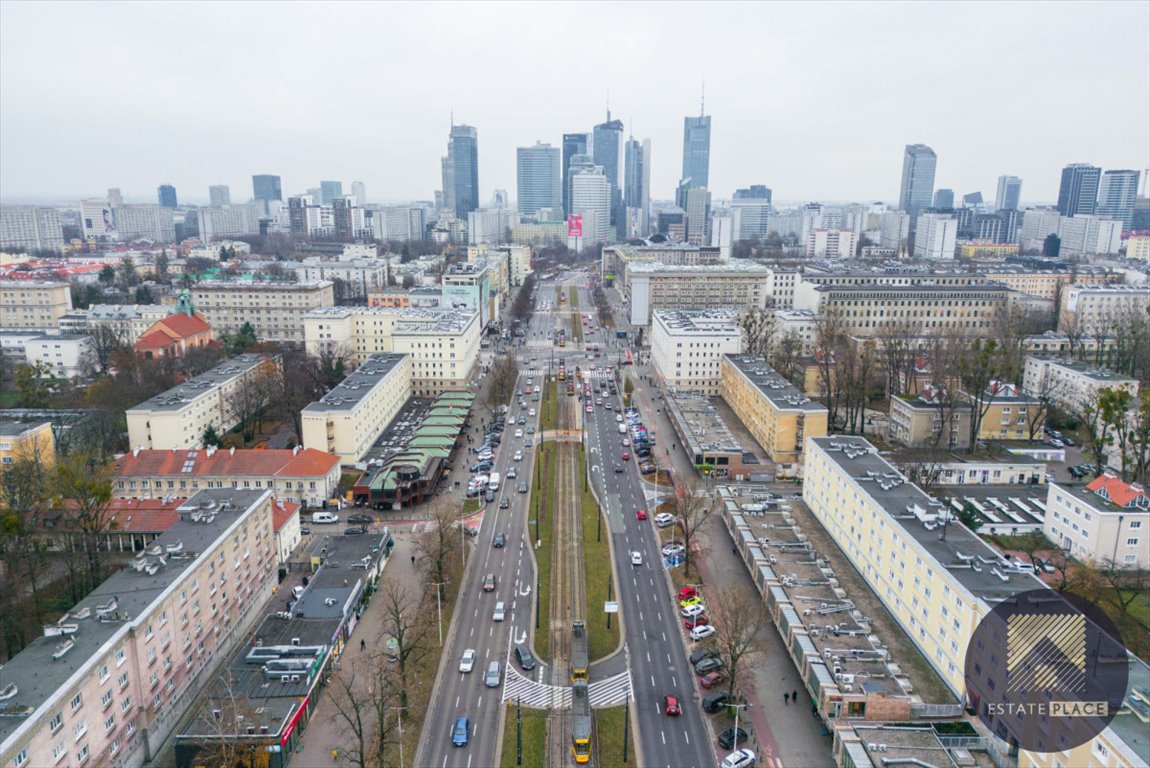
[793, 689, 798, 704]
[784, 691, 790, 705]
[360, 638, 366, 652]
[411, 555, 415, 566]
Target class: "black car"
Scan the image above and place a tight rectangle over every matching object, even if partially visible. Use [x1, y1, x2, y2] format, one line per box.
[702, 692, 733, 713]
[690, 647, 719, 665]
[514, 645, 535, 671]
[344, 527, 366, 536]
[718, 726, 749, 749]
[494, 532, 506, 548]
[347, 514, 373, 525]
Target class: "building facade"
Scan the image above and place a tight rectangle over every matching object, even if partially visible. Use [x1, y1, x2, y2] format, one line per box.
[0, 206, 64, 252]
[1045, 474, 1149, 568]
[1022, 356, 1139, 411]
[681, 114, 711, 189]
[624, 261, 770, 327]
[650, 310, 742, 395]
[898, 144, 937, 224]
[806, 228, 858, 258]
[912, 213, 957, 259]
[1057, 163, 1101, 216]
[191, 280, 334, 342]
[0, 281, 72, 331]
[995, 174, 1022, 211]
[516, 142, 561, 217]
[251, 174, 282, 202]
[720, 355, 828, 464]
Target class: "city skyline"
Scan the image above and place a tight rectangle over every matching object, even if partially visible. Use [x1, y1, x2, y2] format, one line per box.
[1, 2, 1147, 206]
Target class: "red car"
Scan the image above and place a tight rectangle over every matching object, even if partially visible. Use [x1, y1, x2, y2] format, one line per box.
[621, 452, 631, 461]
[678, 586, 698, 602]
[684, 615, 710, 629]
[663, 695, 681, 716]
[636, 508, 648, 520]
[700, 671, 726, 689]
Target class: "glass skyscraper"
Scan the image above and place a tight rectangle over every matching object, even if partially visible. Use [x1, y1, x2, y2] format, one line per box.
[157, 184, 177, 208]
[898, 144, 937, 223]
[1097, 169, 1140, 227]
[516, 142, 561, 217]
[562, 133, 588, 216]
[995, 175, 1022, 211]
[593, 115, 624, 226]
[252, 174, 282, 202]
[1056, 163, 1101, 217]
[320, 180, 343, 205]
[445, 124, 479, 220]
[681, 114, 711, 189]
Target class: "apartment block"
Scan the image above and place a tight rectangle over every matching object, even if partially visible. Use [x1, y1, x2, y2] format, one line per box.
[112, 446, 342, 508]
[295, 259, 388, 302]
[979, 264, 1121, 301]
[126, 354, 279, 450]
[719, 355, 828, 464]
[0, 330, 95, 380]
[0, 489, 278, 768]
[191, 280, 335, 343]
[888, 391, 972, 449]
[1127, 233, 1150, 261]
[1045, 474, 1149, 568]
[303, 306, 480, 395]
[764, 266, 801, 309]
[0, 420, 55, 467]
[650, 310, 743, 395]
[806, 228, 858, 258]
[83, 304, 177, 344]
[1022, 356, 1138, 411]
[600, 242, 724, 280]
[301, 353, 412, 464]
[624, 260, 769, 327]
[443, 259, 507, 329]
[956, 241, 1019, 260]
[0, 206, 64, 252]
[0, 280, 72, 331]
[1062, 285, 1150, 334]
[771, 309, 819, 353]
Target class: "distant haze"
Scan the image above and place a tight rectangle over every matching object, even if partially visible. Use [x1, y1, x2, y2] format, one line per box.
[1, 1, 1147, 207]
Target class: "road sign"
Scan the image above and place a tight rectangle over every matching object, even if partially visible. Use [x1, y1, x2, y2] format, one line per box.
[604, 601, 619, 613]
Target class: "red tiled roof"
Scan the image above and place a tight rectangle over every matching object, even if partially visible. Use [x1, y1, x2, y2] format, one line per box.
[113, 448, 340, 479]
[271, 500, 301, 532]
[158, 312, 211, 337]
[135, 329, 177, 349]
[1086, 472, 1145, 507]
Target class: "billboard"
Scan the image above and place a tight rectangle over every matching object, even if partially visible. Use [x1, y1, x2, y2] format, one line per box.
[567, 215, 583, 238]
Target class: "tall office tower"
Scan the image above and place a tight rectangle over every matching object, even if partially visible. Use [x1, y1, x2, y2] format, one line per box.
[933, 189, 955, 209]
[0, 206, 64, 251]
[320, 181, 343, 206]
[107, 188, 124, 207]
[516, 142, 562, 217]
[209, 185, 231, 207]
[491, 190, 509, 209]
[731, 187, 772, 241]
[684, 188, 712, 246]
[569, 164, 612, 246]
[442, 124, 479, 220]
[623, 137, 650, 235]
[800, 202, 824, 241]
[995, 175, 1022, 211]
[351, 181, 367, 206]
[1056, 163, 1101, 216]
[157, 184, 178, 208]
[561, 132, 589, 216]
[252, 174, 282, 202]
[734, 185, 772, 205]
[898, 144, 937, 226]
[913, 213, 958, 259]
[593, 114, 624, 226]
[566, 153, 596, 222]
[681, 113, 712, 190]
[1097, 169, 1140, 228]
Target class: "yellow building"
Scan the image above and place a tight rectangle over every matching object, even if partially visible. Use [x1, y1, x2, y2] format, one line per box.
[0, 420, 55, 468]
[719, 355, 828, 464]
[803, 436, 1148, 768]
[970, 382, 1044, 442]
[191, 279, 335, 342]
[0, 280, 72, 331]
[957, 241, 1019, 260]
[301, 353, 412, 464]
[1127, 233, 1150, 262]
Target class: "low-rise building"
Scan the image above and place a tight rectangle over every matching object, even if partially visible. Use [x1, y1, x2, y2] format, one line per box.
[806, 228, 858, 258]
[111, 446, 342, 508]
[0, 489, 278, 768]
[295, 258, 389, 302]
[0, 330, 95, 380]
[0, 280, 72, 331]
[770, 309, 819, 353]
[650, 310, 742, 395]
[133, 311, 213, 361]
[0, 419, 55, 467]
[83, 304, 174, 345]
[957, 240, 1019, 260]
[1127, 232, 1150, 261]
[191, 280, 335, 343]
[1062, 284, 1150, 335]
[126, 354, 278, 450]
[1046, 474, 1150, 568]
[888, 389, 972, 449]
[301, 353, 412, 464]
[719, 355, 828, 465]
[1022, 356, 1139, 411]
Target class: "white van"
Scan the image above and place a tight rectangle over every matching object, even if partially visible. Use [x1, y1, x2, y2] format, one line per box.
[488, 472, 501, 492]
[617, 423, 627, 434]
[311, 511, 339, 524]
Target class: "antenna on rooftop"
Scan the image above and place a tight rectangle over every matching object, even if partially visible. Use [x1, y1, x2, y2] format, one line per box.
[606, 90, 611, 122]
[700, 81, 706, 116]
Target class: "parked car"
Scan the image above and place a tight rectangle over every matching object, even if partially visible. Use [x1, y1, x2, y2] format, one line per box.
[690, 625, 716, 641]
[663, 543, 686, 558]
[702, 691, 732, 713]
[695, 657, 724, 675]
[344, 527, 366, 535]
[681, 603, 706, 619]
[720, 748, 756, 768]
[348, 514, 373, 525]
[701, 670, 727, 688]
[514, 645, 535, 671]
[690, 646, 718, 665]
[680, 594, 703, 608]
[655, 512, 675, 528]
[719, 727, 750, 750]
[684, 615, 709, 629]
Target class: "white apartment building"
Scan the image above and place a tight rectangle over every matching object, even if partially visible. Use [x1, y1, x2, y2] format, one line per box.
[730, 199, 771, 241]
[191, 280, 335, 343]
[0, 280, 73, 331]
[650, 310, 743, 395]
[570, 167, 612, 246]
[763, 266, 800, 309]
[1045, 474, 1149, 568]
[1063, 284, 1150, 334]
[301, 353, 412, 464]
[1057, 214, 1123, 256]
[624, 260, 770, 326]
[912, 213, 957, 259]
[806, 228, 858, 259]
[113, 205, 176, 242]
[1022, 356, 1139, 411]
[771, 309, 819, 353]
[467, 208, 515, 245]
[126, 354, 278, 450]
[371, 205, 428, 242]
[0, 489, 277, 768]
[82, 304, 173, 344]
[303, 306, 481, 395]
[0, 331, 95, 380]
[0, 206, 64, 252]
[878, 210, 910, 252]
[195, 204, 262, 242]
[295, 258, 389, 301]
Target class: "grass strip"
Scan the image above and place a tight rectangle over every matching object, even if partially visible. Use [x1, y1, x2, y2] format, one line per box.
[594, 705, 636, 767]
[531, 442, 556, 660]
[580, 447, 619, 661]
[542, 378, 558, 432]
[499, 701, 548, 768]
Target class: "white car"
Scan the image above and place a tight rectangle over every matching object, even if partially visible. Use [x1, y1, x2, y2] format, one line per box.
[529, 408, 536, 417]
[662, 543, 686, 557]
[493, 602, 505, 622]
[630, 551, 643, 566]
[690, 624, 717, 642]
[654, 512, 674, 528]
[681, 603, 706, 619]
[515, 428, 524, 438]
[507, 467, 517, 479]
[721, 749, 756, 768]
[514, 450, 524, 461]
[459, 648, 476, 673]
[615, 414, 623, 423]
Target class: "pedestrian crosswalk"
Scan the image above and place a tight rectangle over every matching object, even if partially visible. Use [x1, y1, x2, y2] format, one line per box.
[501, 668, 633, 709]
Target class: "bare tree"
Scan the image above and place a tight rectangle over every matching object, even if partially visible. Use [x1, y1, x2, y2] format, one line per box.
[485, 353, 519, 409]
[413, 497, 464, 588]
[89, 323, 128, 374]
[769, 330, 805, 387]
[182, 671, 266, 768]
[52, 452, 116, 592]
[1126, 389, 1150, 485]
[708, 582, 767, 696]
[814, 309, 848, 429]
[0, 453, 53, 654]
[739, 309, 777, 359]
[669, 476, 713, 579]
[874, 319, 922, 399]
[327, 649, 401, 768]
[957, 338, 1005, 453]
[378, 580, 433, 711]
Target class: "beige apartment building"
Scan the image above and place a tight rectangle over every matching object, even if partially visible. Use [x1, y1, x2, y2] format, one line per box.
[804, 437, 1148, 768]
[191, 280, 334, 342]
[624, 261, 770, 327]
[650, 310, 743, 395]
[0, 420, 55, 468]
[1046, 474, 1150, 569]
[719, 355, 828, 464]
[1062, 284, 1150, 334]
[0, 280, 72, 331]
[979, 264, 1120, 301]
[111, 446, 342, 508]
[888, 392, 972, 449]
[126, 354, 278, 450]
[301, 353, 412, 464]
[0, 489, 277, 768]
[794, 282, 1009, 337]
[303, 306, 480, 395]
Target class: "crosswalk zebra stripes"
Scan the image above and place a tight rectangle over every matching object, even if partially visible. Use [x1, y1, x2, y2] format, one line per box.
[502, 668, 633, 709]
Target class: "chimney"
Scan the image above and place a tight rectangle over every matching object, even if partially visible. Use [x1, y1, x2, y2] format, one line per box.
[133, 447, 140, 457]
[293, 445, 301, 455]
[230, 446, 235, 456]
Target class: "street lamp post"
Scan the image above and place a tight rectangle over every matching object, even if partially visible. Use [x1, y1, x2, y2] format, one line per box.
[730, 701, 751, 755]
[431, 581, 446, 646]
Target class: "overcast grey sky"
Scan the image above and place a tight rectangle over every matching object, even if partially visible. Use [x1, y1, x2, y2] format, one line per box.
[2, 1, 1147, 207]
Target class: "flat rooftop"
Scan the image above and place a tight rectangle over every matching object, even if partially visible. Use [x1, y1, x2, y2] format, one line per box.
[0, 489, 270, 742]
[127, 353, 270, 413]
[304, 306, 477, 331]
[627, 260, 768, 275]
[724, 355, 828, 413]
[1032, 357, 1139, 384]
[303, 353, 407, 412]
[194, 279, 333, 290]
[934, 484, 1048, 532]
[808, 436, 1045, 604]
[652, 309, 739, 335]
[0, 419, 50, 437]
[665, 393, 746, 457]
